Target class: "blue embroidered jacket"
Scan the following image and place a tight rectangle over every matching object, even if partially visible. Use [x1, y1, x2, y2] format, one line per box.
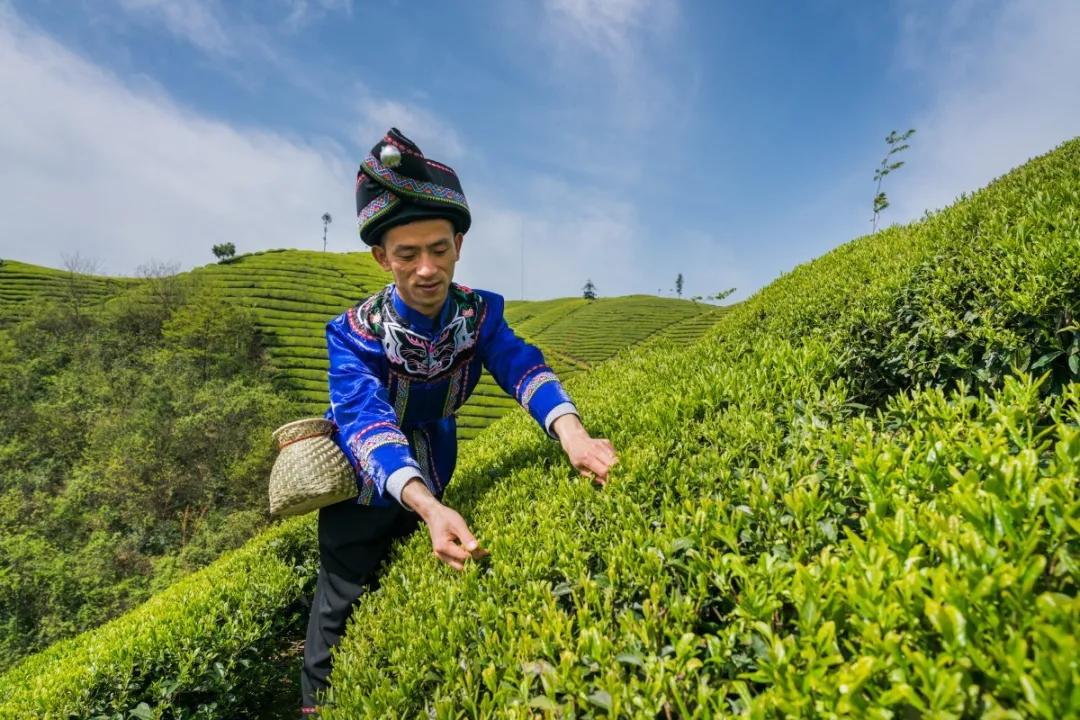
[323, 282, 577, 509]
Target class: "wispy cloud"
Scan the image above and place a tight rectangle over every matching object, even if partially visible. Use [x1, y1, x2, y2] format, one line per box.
[457, 174, 747, 302]
[353, 86, 466, 160]
[0, 6, 356, 275]
[280, 0, 354, 33]
[545, 0, 653, 63]
[885, 0, 1080, 223]
[114, 0, 232, 55]
[539, 0, 682, 137]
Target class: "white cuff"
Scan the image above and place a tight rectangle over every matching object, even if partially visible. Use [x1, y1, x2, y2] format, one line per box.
[544, 402, 579, 439]
[386, 467, 423, 511]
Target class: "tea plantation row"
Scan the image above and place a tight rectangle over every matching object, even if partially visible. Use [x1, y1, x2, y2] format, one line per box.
[309, 136, 1080, 718]
[0, 136, 1074, 717]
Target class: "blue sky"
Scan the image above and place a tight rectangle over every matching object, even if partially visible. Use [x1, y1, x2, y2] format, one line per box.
[1, 1, 1078, 301]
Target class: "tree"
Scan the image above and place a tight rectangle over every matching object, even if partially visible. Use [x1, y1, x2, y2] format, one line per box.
[871, 128, 915, 232]
[211, 243, 236, 262]
[60, 251, 100, 321]
[136, 260, 186, 315]
[675, 273, 684, 298]
[582, 278, 597, 300]
[321, 212, 333, 252]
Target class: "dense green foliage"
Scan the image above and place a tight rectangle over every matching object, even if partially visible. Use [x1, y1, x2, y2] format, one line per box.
[0, 277, 295, 669]
[0, 250, 721, 681]
[0, 515, 315, 719]
[317, 137, 1078, 717]
[0, 136, 1075, 718]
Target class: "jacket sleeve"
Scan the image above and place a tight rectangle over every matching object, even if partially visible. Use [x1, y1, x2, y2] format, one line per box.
[326, 318, 422, 508]
[477, 292, 579, 439]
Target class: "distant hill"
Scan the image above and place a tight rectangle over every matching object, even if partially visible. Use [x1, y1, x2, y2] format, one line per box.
[0, 259, 140, 323]
[0, 250, 727, 441]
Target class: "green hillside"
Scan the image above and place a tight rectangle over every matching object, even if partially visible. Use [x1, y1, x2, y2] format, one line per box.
[1, 250, 725, 442]
[0, 259, 138, 325]
[2, 136, 1076, 718]
[187, 251, 723, 440]
[0, 250, 726, 676]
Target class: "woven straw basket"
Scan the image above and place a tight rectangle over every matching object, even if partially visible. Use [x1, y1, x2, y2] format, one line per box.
[268, 417, 357, 517]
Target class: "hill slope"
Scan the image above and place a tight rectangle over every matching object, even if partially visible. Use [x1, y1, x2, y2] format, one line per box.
[1, 250, 726, 441]
[187, 251, 724, 439]
[1, 136, 1075, 718]
[0, 259, 138, 325]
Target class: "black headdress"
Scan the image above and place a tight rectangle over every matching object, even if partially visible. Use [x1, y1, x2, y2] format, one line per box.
[356, 128, 471, 246]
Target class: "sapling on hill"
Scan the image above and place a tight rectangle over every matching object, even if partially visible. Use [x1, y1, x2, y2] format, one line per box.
[871, 128, 915, 232]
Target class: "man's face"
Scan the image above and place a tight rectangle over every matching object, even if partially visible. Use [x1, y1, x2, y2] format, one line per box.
[372, 217, 464, 318]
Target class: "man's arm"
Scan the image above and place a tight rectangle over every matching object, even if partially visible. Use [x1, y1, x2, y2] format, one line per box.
[478, 293, 578, 437]
[326, 320, 421, 507]
[478, 292, 619, 481]
[400, 479, 489, 571]
[552, 413, 618, 484]
[329, 319, 488, 571]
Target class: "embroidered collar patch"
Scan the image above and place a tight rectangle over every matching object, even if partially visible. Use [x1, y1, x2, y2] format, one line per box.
[350, 284, 486, 381]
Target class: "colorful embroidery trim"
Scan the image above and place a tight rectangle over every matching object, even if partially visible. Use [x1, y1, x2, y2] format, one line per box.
[348, 283, 487, 382]
[393, 376, 410, 422]
[442, 366, 462, 417]
[361, 154, 469, 210]
[519, 370, 558, 408]
[358, 190, 399, 225]
[412, 427, 441, 494]
[350, 429, 409, 487]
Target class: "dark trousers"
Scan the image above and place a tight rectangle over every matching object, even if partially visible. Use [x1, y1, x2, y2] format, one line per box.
[300, 498, 420, 710]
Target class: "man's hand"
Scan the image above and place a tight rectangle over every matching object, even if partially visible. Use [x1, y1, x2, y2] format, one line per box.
[401, 478, 489, 571]
[552, 414, 618, 485]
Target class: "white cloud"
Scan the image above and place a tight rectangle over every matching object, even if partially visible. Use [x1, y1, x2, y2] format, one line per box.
[114, 0, 232, 55]
[281, 0, 354, 33]
[885, 0, 1080, 223]
[455, 176, 746, 302]
[0, 7, 358, 275]
[545, 0, 651, 60]
[354, 89, 465, 160]
[539, 0, 681, 137]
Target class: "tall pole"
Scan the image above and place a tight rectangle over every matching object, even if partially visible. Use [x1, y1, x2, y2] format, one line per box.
[520, 236, 525, 300]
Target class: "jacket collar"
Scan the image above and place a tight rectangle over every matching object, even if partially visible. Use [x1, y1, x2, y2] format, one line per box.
[389, 283, 453, 335]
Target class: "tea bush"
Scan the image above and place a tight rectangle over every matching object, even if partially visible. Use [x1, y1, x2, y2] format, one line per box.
[318, 136, 1078, 717]
[0, 137, 1074, 718]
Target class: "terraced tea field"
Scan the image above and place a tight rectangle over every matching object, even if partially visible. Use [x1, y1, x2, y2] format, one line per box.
[0, 260, 138, 325]
[0, 250, 726, 441]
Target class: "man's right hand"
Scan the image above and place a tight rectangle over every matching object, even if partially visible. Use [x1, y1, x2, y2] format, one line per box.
[401, 478, 489, 571]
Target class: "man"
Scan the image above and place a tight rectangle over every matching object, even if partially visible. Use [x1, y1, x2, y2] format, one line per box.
[300, 128, 618, 715]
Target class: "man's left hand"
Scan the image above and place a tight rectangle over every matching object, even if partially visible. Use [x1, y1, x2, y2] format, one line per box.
[552, 414, 618, 485]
